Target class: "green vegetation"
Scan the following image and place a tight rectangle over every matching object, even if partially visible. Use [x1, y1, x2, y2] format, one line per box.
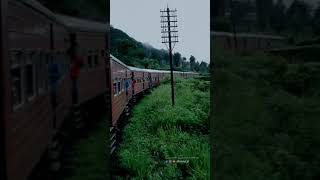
[56, 119, 108, 180]
[111, 27, 209, 73]
[212, 0, 320, 43]
[117, 78, 210, 179]
[213, 50, 320, 180]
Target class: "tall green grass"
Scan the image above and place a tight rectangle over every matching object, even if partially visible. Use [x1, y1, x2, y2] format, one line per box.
[57, 119, 108, 180]
[213, 51, 320, 180]
[117, 78, 210, 179]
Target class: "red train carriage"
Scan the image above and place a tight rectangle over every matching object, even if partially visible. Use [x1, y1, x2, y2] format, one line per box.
[149, 70, 161, 86]
[128, 66, 146, 95]
[51, 16, 71, 130]
[2, 1, 68, 180]
[56, 14, 108, 104]
[1, 1, 108, 180]
[0, 1, 197, 179]
[110, 55, 131, 126]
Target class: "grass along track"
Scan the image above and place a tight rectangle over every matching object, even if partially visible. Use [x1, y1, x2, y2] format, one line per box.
[114, 78, 210, 179]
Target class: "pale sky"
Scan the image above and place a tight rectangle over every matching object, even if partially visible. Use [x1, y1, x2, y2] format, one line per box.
[111, 0, 210, 63]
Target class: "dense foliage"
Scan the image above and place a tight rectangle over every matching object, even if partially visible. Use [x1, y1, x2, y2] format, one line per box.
[117, 78, 210, 179]
[213, 50, 320, 180]
[212, 0, 320, 42]
[111, 27, 209, 73]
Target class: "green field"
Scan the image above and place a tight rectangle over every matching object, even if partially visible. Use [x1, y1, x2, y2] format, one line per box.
[116, 78, 210, 179]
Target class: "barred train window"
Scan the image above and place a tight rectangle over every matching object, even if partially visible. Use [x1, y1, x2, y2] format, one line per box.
[117, 81, 121, 94]
[25, 63, 35, 98]
[10, 51, 23, 107]
[40, 55, 46, 92]
[88, 55, 93, 68]
[45, 54, 50, 90]
[113, 82, 117, 96]
[35, 53, 41, 94]
[94, 54, 99, 67]
[11, 67, 22, 106]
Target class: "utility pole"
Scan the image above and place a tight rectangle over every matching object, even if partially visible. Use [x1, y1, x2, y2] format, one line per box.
[161, 5, 178, 106]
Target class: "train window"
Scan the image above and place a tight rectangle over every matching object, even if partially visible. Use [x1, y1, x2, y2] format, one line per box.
[123, 79, 126, 90]
[25, 63, 35, 99]
[35, 53, 41, 94]
[87, 56, 92, 69]
[94, 55, 99, 67]
[38, 54, 46, 94]
[11, 66, 23, 107]
[44, 54, 50, 90]
[117, 81, 121, 94]
[113, 82, 117, 96]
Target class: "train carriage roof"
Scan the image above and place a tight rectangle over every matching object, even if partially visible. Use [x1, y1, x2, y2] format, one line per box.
[110, 54, 129, 68]
[128, 66, 149, 73]
[18, 0, 66, 26]
[55, 14, 108, 33]
[110, 54, 195, 74]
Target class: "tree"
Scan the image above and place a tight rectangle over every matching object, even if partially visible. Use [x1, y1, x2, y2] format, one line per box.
[199, 61, 208, 73]
[286, 0, 311, 37]
[312, 2, 320, 36]
[256, 0, 273, 31]
[181, 57, 188, 71]
[118, 39, 135, 55]
[189, 55, 196, 71]
[162, 51, 169, 65]
[194, 61, 200, 72]
[173, 52, 182, 68]
[270, 0, 286, 33]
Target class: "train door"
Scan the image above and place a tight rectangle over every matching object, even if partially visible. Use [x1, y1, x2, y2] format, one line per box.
[125, 70, 129, 98]
[148, 73, 152, 89]
[142, 72, 145, 90]
[48, 23, 59, 128]
[131, 72, 135, 95]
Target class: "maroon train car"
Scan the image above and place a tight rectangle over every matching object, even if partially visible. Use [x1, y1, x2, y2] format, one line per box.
[56, 14, 108, 105]
[128, 66, 146, 95]
[110, 55, 131, 126]
[0, 1, 108, 180]
[1, 1, 67, 180]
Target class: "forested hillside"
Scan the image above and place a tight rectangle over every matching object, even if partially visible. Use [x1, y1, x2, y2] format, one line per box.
[111, 27, 209, 73]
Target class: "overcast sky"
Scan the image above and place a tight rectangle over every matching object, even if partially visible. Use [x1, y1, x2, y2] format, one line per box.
[111, 0, 210, 63]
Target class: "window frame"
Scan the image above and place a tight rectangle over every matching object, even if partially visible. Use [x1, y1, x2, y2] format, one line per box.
[25, 51, 36, 101]
[117, 80, 121, 94]
[10, 50, 24, 110]
[113, 79, 123, 96]
[94, 49, 99, 67]
[113, 81, 118, 96]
